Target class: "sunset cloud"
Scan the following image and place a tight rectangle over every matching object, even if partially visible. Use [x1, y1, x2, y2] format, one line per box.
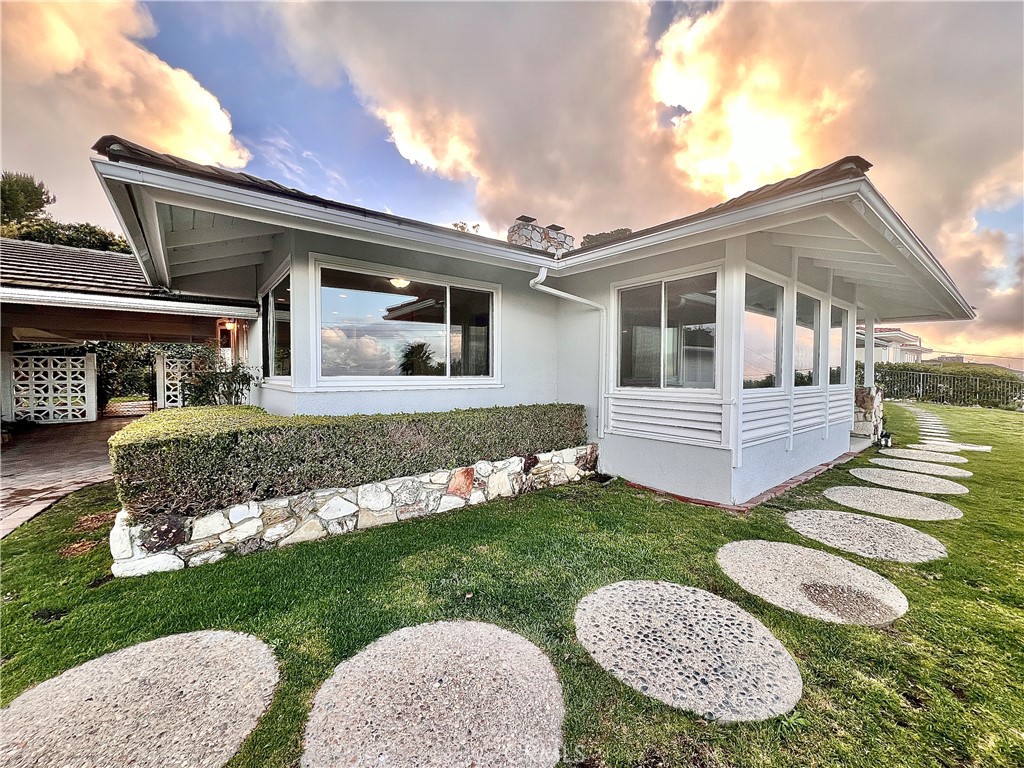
[272, 0, 1021, 360]
[1, 1, 249, 227]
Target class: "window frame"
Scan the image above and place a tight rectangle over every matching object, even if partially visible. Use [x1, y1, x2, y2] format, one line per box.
[261, 271, 292, 383]
[313, 255, 501, 390]
[827, 299, 854, 387]
[610, 265, 723, 396]
[793, 289, 824, 388]
[741, 267, 786, 393]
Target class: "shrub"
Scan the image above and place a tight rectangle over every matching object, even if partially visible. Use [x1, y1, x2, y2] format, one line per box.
[110, 403, 588, 519]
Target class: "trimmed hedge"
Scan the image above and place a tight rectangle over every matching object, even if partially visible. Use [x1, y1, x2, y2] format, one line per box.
[110, 403, 588, 519]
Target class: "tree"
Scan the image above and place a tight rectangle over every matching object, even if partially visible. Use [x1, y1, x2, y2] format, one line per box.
[580, 228, 633, 249]
[1, 218, 131, 253]
[1, 171, 55, 224]
[399, 342, 444, 376]
[452, 221, 480, 234]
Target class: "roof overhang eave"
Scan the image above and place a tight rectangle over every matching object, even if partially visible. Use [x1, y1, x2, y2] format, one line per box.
[0, 286, 258, 319]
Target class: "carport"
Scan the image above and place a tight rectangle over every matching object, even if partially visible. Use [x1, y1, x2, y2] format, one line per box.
[0, 238, 257, 423]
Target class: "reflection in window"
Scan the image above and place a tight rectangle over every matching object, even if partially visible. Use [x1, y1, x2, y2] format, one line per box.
[795, 292, 821, 386]
[664, 273, 716, 389]
[319, 268, 491, 378]
[618, 274, 717, 389]
[743, 275, 782, 388]
[829, 305, 848, 384]
[618, 283, 661, 387]
[263, 275, 291, 377]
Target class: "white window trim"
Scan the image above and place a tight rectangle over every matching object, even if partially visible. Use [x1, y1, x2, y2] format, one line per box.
[261, 271, 292, 383]
[793, 285, 827, 390]
[741, 265, 787, 394]
[312, 253, 501, 389]
[608, 263, 724, 398]
[828, 297, 855, 388]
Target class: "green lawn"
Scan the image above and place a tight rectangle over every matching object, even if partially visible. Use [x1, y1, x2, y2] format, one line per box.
[2, 403, 1022, 767]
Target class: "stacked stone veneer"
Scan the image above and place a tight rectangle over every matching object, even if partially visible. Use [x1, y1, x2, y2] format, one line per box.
[109, 444, 598, 577]
[852, 386, 884, 440]
[506, 220, 575, 258]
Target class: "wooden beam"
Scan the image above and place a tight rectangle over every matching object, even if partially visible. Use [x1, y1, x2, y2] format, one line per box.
[795, 248, 891, 267]
[770, 232, 878, 255]
[167, 235, 276, 265]
[169, 251, 267, 278]
[770, 218, 857, 239]
[809, 259, 904, 276]
[165, 221, 284, 249]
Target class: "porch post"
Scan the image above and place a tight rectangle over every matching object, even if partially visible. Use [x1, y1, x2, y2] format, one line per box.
[0, 326, 13, 422]
[720, 236, 746, 468]
[863, 314, 875, 390]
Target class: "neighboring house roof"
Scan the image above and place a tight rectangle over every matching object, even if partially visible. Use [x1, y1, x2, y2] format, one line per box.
[0, 238, 257, 310]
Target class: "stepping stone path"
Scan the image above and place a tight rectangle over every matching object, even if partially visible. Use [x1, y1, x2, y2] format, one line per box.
[823, 486, 963, 521]
[717, 540, 909, 625]
[880, 448, 968, 464]
[573, 581, 802, 722]
[302, 621, 564, 768]
[0, 631, 279, 768]
[785, 509, 947, 562]
[869, 458, 973, 478]
[850, 468, 969, 495]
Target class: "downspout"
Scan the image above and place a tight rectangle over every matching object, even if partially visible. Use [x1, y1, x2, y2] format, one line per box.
[529, 267, 607, 438]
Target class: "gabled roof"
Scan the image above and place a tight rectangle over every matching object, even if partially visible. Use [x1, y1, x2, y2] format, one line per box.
[92, 134, 872, 258]
[0, 238, 256, 309]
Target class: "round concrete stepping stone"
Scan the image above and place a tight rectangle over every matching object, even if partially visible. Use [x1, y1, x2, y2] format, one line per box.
[823, 486, 963, 521]
[302, 621, 564, 768]
[850, 468, 969, 495]
[0, 631, 278, 768]
[906, 442, 965, 453]
[869, 458, 973, 478]
[919, 430, 950, 437]
[919, 439, 991, 452]
[717, 541, 909, 625]
[880, 448, 968, 464]
[573, 581, 802, 722]
[785, 509, 947, 562]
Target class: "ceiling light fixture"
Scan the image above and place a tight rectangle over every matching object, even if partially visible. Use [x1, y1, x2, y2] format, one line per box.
[390, 277, 410, 288]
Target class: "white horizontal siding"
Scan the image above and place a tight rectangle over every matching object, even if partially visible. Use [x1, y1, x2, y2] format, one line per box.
[793, 389, 827, 431]
[741, 391, 789, 443]
[608, 394, 723, 444]
[828, 387, 854, 422]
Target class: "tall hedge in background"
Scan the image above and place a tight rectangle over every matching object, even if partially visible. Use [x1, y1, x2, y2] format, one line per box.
[110, 403, 588, 520]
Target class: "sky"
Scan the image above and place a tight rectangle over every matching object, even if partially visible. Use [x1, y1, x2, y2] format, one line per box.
[2, 1, 1022, 366]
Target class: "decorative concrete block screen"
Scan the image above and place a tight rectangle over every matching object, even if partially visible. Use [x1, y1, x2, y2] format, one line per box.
[12, 353, 97, 423]
[108, 403, 592, 576]
[110, 445, 597, 576]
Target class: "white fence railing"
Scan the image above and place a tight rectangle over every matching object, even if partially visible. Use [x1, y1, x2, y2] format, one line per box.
[859, 367, 1024, 407]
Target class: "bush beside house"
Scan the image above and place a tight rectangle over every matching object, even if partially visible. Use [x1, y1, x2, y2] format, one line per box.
[110, 403, 588, 520]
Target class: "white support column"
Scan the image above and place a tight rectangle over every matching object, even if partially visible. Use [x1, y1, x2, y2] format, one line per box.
[85, 353, 98, 422]
[0, 326, 13, 422]
[784, 252, 798, 451]
[155, 353, 167, 409]
[822, 269, 834, 439]
[720, 236, 746, 468]
[862, 313, 875, 391]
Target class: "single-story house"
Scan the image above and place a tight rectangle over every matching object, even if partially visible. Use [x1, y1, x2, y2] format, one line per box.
[855, 326, 931, 364]
[8, 135, 975, 505]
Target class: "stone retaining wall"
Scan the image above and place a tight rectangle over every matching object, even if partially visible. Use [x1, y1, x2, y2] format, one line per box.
[109, 443, 598, 577]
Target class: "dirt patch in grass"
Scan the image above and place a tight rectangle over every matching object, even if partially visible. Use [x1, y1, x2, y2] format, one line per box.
[31, 607, 69, 624]
[72, 510, 117, 533]
[59, 539, 101, 558]
[87, 574, 114, 589]
[800, 582, 902, 625]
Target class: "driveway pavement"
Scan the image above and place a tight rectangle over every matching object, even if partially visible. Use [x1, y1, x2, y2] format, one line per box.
[0, 418, 135, 539]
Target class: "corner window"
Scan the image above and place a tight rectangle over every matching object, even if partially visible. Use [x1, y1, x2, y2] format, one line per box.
[829, 305, 849, 385]
[795, 292, 821, 387]
[743, 275, 782, 389]
[618, 272, 717, 389]
[262, 274, 291, 377]
[319, 267, 492, 378]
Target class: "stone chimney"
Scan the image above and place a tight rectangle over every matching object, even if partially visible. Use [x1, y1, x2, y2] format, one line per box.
[507, 215, 575, 258]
